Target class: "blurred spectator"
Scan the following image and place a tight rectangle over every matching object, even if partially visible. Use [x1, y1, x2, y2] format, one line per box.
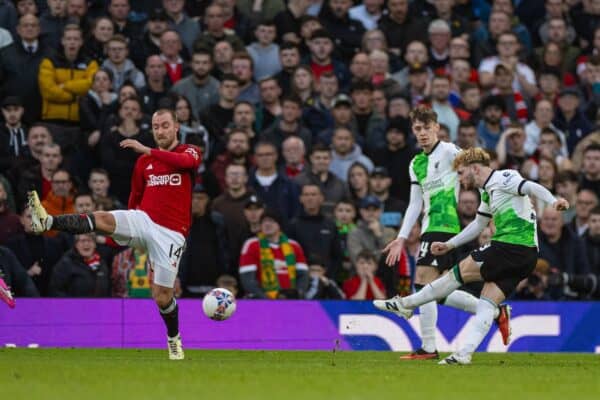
[316, 93, 355, 146]
[14, 0, 37, 17]
[40, 0, 68, 48]
[526, 99, 567, 156]
[107, 0, 142, 42]
[307, 28, 350, 87]
[7, 124, 51, 199]
[570, 189, 599, 236]
[274, 0, 310, 45]
[305, 255, 345, 299]
[211, 40, 234, 80]
[138, 55, 170, 115]
[38, 24, 98, 124]
[0, 246, 39, 297]
[231, 101, 258, 145]
[213, 0, 253, 43]
[303, 72, 338, 136]
[580, 143, 600, 198]
[333, 199, 356, 279]
[533, 17, 580, 73]
[280, 136, 306, 178]
[287, 184, 343, 277]
[200, 74, 239, 147]
[274, 42, 301, 93]
[456, 120, 480, 150]
[173, 94, 210, 148]
[458, 83, 482, 124]
[426, 19, 451, 70]
[539, 207, 590, 299]
[16, 142, 62, 205]
[319, 0, 365, 62]
[232, 52, 260, 104]
[554, 88, 594, 155]
[88, 168, 124, 211]
[66, 0, 90, 33]
[211, 129, 253, 190]
[329, 126, 374, 181]
[391, 40, 429, 89]
[159, 29, 189, 86]
[0, 14, 49, 123]
[294, 143, 348, 217]
[239, 208, 308, 299]
[369, 166, 406, 229]
[401, 62, 429, 107]
[347, 162, 370, 204]
[0, 97, 28, 172]
[347, 195, 396, 264]
[171, 48, 220, 120]
[0, 180, 22, 245]
[349, 0, 384, 30]
[82, 16, 113, 65]
[248, 141, 300, 219]
[496, 123, 528, 171]
[195, 4, 244, 54]
[102, 34, 146, 90]
[246, 20, 281, 81]
[42, 168, 75, 224]
[291, 65, 316, 105]
[349, 80, 385, 154]
[342, 249, 386, 300]
[111, 246, 151, 298]
[477, 95, 506, 150]
[583, 206, 600, 272]
[377, 0, 428, 57]
[49, 233, 110, 297]
[262, 95, 312, 153]
[99, 97, 154, 204]
[6, 205, 68, 295]
[179, 184, 230, 297]
[212, 164, 255, 261]
[129, 9, 169, 70]
[555, 169, 579, 223]
[430, 75, 459, 141]
[255, 77, 282, 133]
[491, 64, 529, 124]
[163, 0, 199, 55]
[216, 274, 239, 297]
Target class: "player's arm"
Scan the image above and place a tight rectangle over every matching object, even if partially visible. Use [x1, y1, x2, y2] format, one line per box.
[149, 147, 202, 170]
[445, 213, 491, 250]
[128, 159, 145, 209]
[519, 180, 569, 210]
[397, 183, 423, 239]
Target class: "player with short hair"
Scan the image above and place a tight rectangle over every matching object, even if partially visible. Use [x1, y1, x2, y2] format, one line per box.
[376, 148, 569, 364]
[27, 109, 201, 360]
[377, 106, 510, 360]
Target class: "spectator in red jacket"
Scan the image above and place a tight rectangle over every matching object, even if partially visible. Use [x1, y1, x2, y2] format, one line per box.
[343, 249, 386, 300]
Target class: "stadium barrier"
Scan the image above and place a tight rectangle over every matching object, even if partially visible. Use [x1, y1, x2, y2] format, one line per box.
[1, 300, 599, 352]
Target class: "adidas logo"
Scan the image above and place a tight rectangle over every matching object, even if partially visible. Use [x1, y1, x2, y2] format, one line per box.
[146, 164, 153, 170]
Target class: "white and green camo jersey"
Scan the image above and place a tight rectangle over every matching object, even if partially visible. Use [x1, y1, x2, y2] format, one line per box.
[409, 141, 461, 234]
[477, 169, 538, 248]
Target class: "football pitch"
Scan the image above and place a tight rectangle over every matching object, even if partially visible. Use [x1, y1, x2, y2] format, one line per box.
[1, 349, 598, 400]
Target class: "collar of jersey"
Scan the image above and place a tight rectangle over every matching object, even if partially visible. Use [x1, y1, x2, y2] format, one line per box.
[424, 140, 441, 155]
[483, 169, 496, 190]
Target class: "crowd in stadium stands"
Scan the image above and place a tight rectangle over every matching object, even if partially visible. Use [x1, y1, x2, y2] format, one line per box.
[1, 0, 600, 301]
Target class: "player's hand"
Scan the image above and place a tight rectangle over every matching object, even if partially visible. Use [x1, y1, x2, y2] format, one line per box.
[553, 198, 570, 211]
[431, 242, 453, 256]
[120, 139, 151, 155]
[382, 237, 405, 267]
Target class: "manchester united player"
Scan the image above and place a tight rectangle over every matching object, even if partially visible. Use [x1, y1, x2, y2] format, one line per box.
[27, 109, 201, 360]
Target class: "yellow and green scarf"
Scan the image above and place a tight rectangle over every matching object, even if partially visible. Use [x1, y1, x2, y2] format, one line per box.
[258, 233, 296, 299]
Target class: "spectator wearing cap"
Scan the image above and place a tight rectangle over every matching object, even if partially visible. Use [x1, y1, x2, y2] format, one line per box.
[329, 126, 374, 182]
[536, 66, 562, 103]
[477, 95, 506, 150]
[347, 195, 395, 264]
[303, 71, 338, 135]
[0, 97, 28, 172]
[349, 0, 384, 30]
[490, 63, 529, 125]
[213, 164, 256, 258]
[430, 75, 460, 142]
[0, 14, 50, 123]
[391, 40, 430, 90]
[239, 208, 309, 299]
[553, 87, 594, 155]
[306, 28, 351, 89]
[129, 9, 170, 70]
[287, 183, 343, 277]
[427, 19, 451, 71]
[102, 34, 146, 91]
[38, 24, 98, 124]
[248, 141, 301, 220]
[349, 80, 386, 155]
[525, 99, 567, 156]
[193, 4, 244, 54]
[162, 0, 200, 56]
[400, 62, 429, 108]
[478, 31, 538, 98]
[377, 0, 428, 58]
[316, 93, 357, 147]
[179, 184, 230, 297]
[262, 95, 312, 154]
[369, 166, 406, 230]
[371, 117, 414, 203]
[294, 143, 349, 217]
[318, 0, 365, 63]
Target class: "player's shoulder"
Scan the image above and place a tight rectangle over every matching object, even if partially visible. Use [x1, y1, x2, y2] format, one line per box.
[439, 141, 462, 156]
[175, 143, 201, 157]
[488, 169, 523, 187]
[240, 237, 260, 253]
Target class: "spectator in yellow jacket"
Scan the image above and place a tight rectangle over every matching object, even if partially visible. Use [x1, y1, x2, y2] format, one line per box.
[38, 24, 98, 123]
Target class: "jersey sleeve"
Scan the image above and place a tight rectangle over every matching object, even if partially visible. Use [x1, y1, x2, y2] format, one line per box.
[477, 189, 492, 218]
[496, 170, 527, 196]
[239, 239, 259, 275]
[149, 145, 202, 170]
[128, 158, 145, 209]
[291, 240, 308, 271]
[409, 160, 419, 186]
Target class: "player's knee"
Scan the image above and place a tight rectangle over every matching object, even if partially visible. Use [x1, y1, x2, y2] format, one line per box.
[458, 257, 481, 282]
[94, 211, 116, 233]
[153, 288, 173, 308]
[415, 267, 439, 284]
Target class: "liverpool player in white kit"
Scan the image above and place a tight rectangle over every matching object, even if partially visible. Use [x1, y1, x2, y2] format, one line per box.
[28, 109, 201, 360]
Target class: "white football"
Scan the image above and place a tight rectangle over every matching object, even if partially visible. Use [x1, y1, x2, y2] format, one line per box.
[202, 288, 237, 321]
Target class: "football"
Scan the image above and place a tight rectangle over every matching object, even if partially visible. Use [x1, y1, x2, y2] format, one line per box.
[202, 288, 237, 321]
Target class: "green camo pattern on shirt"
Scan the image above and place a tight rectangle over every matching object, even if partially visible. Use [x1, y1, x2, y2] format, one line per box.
[410, 142, 461, 235]
[478, 170, 538, 248]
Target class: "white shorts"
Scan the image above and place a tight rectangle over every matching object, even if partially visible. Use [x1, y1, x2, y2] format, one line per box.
[111, 210, 185, 288]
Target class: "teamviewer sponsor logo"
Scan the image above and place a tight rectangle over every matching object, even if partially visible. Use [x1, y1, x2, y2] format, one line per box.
[147, 174, 182, 186]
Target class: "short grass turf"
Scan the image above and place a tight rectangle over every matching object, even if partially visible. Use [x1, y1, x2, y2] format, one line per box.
[1, 349, 599, 400]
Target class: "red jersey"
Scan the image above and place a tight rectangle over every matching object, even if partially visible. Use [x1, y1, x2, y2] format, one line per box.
[128, 144, 201, 236]
[343, 276, 386, 300]
[238, 237, 308, 289]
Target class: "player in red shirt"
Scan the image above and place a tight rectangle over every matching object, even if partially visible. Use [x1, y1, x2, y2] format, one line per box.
[27, 109, 201, 360]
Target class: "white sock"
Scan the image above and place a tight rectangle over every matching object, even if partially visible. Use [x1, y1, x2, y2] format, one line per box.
[402, 270, 462, 309]
[443, 290, 479, 314]
[458, 297, 497, 357]
[419, 301, 438, 353]
[45, 215, 53, 230]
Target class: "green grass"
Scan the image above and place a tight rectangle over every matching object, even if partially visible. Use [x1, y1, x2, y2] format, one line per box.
[1, 349, 599, 400]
